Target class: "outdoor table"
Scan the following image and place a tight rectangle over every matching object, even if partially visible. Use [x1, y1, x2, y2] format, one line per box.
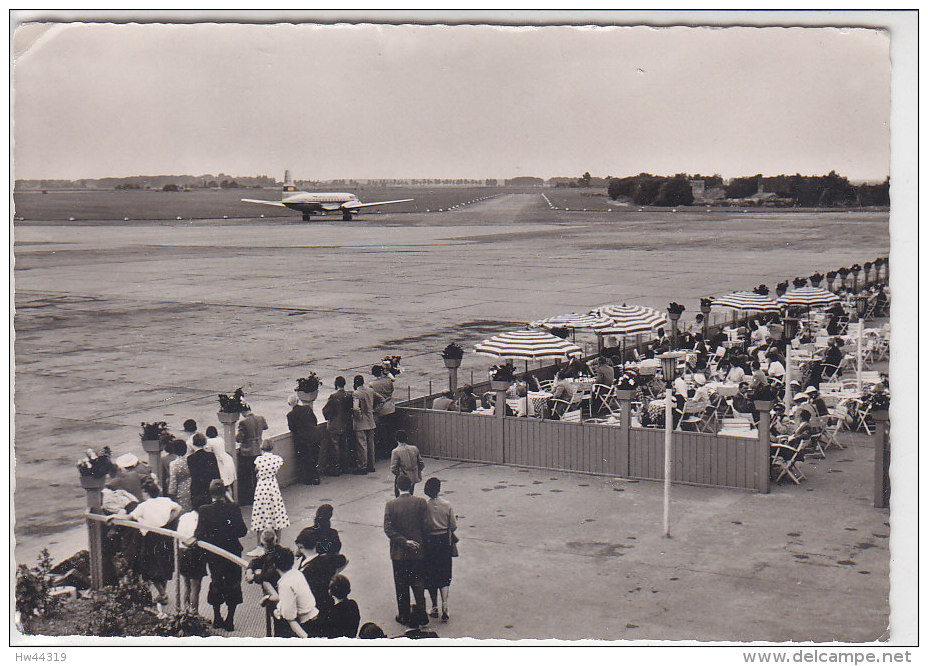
[706, 382, 740, 397]
[528, 391, 552, 416]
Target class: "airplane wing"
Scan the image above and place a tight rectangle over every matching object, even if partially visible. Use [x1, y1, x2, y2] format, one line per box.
[343, 198, 414, 211]
[241, 198, 288, 207]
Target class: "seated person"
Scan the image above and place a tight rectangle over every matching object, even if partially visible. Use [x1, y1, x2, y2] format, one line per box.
[805, 386, 829, 417]
[822, 338, 844, 378]
[787, 410, 814, 450]
[431, 391, 457, 411]
[546, 375, 576, 418]
[594, 354, 615, 386]
[770, 403, 794, 436]
[789, 393, 816, 422]
[764, 350, 786, 382]
[732, 382, 758, 424]
[749, 361, 769, 392]
[304, 574, 360, 639]
[457, 386, 477, 413]
[726, 362, 747, 385]
[692, 374, 711, 404]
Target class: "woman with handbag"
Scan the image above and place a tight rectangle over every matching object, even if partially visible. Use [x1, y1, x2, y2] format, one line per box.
[422, 477, 457, 622]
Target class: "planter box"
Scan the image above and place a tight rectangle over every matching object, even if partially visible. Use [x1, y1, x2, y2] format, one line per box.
[489, 379, 512, 391]
[79, 475, 107, 490]
[217, 411, 240, 425]
[141, 438, 161, 454]
[614, 388, 635, 401]
[754, 399, 774, 412]
[443, 358, 463, 369]
[296, 390, 318, 402]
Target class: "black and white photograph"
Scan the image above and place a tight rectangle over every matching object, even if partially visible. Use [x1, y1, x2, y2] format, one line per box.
[9, 9, 918, 657]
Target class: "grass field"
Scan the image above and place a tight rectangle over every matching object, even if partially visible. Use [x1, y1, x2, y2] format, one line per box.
[12, 186, 526, 221]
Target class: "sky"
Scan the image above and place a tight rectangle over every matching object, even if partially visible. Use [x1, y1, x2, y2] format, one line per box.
[12, 21, 891, 182]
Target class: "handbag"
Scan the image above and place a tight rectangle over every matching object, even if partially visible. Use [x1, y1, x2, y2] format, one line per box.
[449, 530, 459, 558]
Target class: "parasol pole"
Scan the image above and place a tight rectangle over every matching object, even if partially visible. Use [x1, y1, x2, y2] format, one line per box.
[856, 317, 863, 393]
[785, 345, 793, 409]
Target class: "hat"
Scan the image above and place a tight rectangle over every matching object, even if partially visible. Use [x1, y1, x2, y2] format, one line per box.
[806, 387, 819, 395]
[694, 374, 707, 386]
[794, 392, 809, 401]
[115, 453, 139, 469]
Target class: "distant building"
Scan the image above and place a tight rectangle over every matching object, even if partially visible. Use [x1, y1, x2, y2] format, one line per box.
[690, 179, 706, 199]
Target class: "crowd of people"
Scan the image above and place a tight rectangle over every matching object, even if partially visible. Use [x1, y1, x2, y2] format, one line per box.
[97, 404, 458, 638]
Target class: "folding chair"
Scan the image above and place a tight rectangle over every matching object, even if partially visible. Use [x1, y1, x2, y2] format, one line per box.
[849, 398, 873, 435]
[560, 409, 583, 423]
[591, 383, 621, 420]
[771, 437, 806, 484]
[677, 399, 713, 432]
[818, 406, 847, 450]
[804, 423, 827, 459]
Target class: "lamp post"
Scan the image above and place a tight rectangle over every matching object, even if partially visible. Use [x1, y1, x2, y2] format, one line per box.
[667, 304, 684, 350]
[657, 351, 683, 538]
[851, 265, 862, 293]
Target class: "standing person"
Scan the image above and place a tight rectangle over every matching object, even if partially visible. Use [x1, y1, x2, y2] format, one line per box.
[181, 419, 198, 446]
[119, 477, 183, 619]
[295, 528, 348, 615]
[390, 429, 424, 497]
[107, 452, 154, 501]
[287, 394, 320, 485]
[422, 477, 457, 623]
[176, 506, 206, 615]
[458, 386, 477, 413]
[205, 425, 236, 498]
[321, 376, 353, 477]
[236, 405, 268, 506]
[247, 440, 290, 556]
[271, 547, 315, 638]
[187, 433, 221, 510]
[370, 364, 397, 460]
[352, 374, 377, 474]
[166, 439, 193, 512]
[383, 475, 431, 628]
[194, 480, 248, 631]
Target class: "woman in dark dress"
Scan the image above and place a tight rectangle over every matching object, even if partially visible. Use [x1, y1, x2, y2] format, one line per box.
[194, 479, 248, 630]
[304, 574, 360, 639]
[422, 477, 457, 622]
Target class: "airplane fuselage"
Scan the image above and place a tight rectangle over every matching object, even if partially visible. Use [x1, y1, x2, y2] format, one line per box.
[281, 192, 361, 214]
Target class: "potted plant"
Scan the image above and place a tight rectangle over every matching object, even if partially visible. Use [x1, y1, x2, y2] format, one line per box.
[809, 272, 824, 287]
[217, 387, 247, 424]
[381, 355, 403, 377]
[850, 263, 862, 292]
[775, 280, 789, 297]
[295, 373, 320, 402]
[862, 262, 872, 286]
[666, 302, 685, 321]
[699, 298, 712, 316]
[140, 421, 169, 454]
[837, 266, 850, 289]
[752, 383, 776, 413]
[873, 257, 884, 283]
[753, 284, 769, 296]
[825, 270, 837, 292]
[76, 447, 113, 489]
[489, 363, 516, 391]
[615, 372, 638, 400]
[791, 277, 807, 289]
[441, 342, 465, 369]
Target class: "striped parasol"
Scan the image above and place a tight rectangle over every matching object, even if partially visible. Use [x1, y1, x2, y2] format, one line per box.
[474, 329, 583, 361]
[776, 286, 840, 308]
[529, 313, 613, 331]
[709, 291, 780, 312]
[592, 304, 668, 336]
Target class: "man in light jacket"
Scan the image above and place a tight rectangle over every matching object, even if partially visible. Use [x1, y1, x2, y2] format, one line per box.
[235, 406, 268, 506]
[352, 374, 377, 475]
[390, 429, 424, 497]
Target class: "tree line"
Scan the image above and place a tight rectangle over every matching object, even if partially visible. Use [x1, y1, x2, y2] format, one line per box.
[606, 171, 889, 207]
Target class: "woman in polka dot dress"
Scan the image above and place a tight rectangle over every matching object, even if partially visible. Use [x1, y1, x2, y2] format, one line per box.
[248, 440, 290, 554]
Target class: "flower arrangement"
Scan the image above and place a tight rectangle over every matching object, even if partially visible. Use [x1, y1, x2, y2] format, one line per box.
[441, 342, 465, 360]
[700, 297, 713, 312]
[874, 257, 884, 268]
[140, 421, 168, 442]
[863, 262, 872, 272]
[616, 372, 638, 390]
[218, 387, 248, 414]
[381, 355, 402, 376]
[490, 363, 517, 382]
[826, 270, 838, 279]
[838, 266, 850, 277]
[753, 284, 769, 295]
[776, 280, 789, 295]
[850, 263, 862, 274]
[295, 373, 320, 393]
[792, 277, 807, 288]
[809, 272, 824, 285]
[667, 302, 686, 316]
[76, 447, 113, 478]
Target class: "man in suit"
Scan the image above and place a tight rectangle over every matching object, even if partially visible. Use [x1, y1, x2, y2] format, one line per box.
[390, 429, 424, 497]
[351, 374, 377, 474]
[235, 405, 268, 506]
[383, 475, 430, 628]
[186, 433, 221, 509]
[194, 480, 248, 630]
[321, 376, 353, 476]
[287, 394, 320, 485]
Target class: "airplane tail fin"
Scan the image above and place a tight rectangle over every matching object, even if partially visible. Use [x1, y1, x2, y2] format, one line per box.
[282, 170, 297, 196]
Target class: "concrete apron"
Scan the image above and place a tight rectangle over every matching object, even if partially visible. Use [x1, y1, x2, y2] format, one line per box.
[17, 427, 888, 642]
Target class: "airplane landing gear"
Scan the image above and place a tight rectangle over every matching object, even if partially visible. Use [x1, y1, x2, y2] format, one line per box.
[342, 211, 353, 221]
[302, 213, 312, 221]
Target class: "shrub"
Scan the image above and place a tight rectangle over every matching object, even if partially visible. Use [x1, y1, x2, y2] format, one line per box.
[15, 549, 63, 622]
[149, 610, 214, 637]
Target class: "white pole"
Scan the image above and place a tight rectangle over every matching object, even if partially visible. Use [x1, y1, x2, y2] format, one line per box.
[663, 387, 673, 538]
[785, 346, 793, 409]
[856, 316, 863, 393]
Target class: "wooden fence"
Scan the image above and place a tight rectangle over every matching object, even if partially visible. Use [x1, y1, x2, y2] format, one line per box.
[397, 405, 770, 492]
